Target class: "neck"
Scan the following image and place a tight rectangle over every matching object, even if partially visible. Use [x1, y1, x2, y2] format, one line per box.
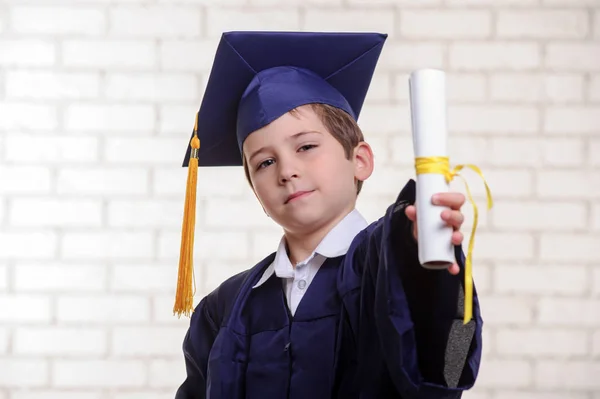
[283, 205, 355, 265]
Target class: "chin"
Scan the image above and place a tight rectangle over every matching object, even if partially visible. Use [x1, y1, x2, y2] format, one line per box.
[277, 207, 328, 233]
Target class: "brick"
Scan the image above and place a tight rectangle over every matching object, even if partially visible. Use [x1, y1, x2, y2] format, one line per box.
[489, 138, 540, 167]
[476, 359, 532, 388]
[537, 171, 600, 199]
[57, 296, 150, 323]
[543, 0, 600, 5]
[207, 9, 301, 37]
[543, 138, 585, 167]
[0, 102, 57, 131]
[62, 232, 154, 260]
[14, 264, 106, 292]
[152, 295, 196, 324]
[249, 231, 285, 260]
[11, 393, 103, 399]
[158, 104, 198, 134]
[0, 295, 51, 323]
[364, 136, 391, 164]
[497, 10, 588, 39]
[112, 327, 185, 356]
[5, 136, 99, 163]
[0, 166, 51, 194]
[305, 9, 394, 34]
[10, 199, 102, 227]
[11, 6, 105, 35]
[591, 139, 600, 167]
[205, 260, 253, 293]
[359, 104, 411, 135]
[365, 72, 392, 102]
[111, 264, 176, 292]
[389, 137, 415, 166]
[159, 39, 219, 74]
[540, 234, 600, 262]
[0, 359, 48, 387]
[593, 330, 600, 355]
[158, 230, 249, 260]
[108, 200, 182, 227]
[153, 167, 249, 197]
[490, 73, 584, 103]
[450, 42, 540, 71]
[455, 169, 534, 199]
[497, 328, 587, 356]
[206, 197, 289, 228]
[378, 42, 444, 71]
[0, 40, 55, 67]
[149, 359, 187, 388]
[63, 40, 156, 69]
[546, 44, 600, 71]
[448, 0, 537, 4]
[57, 168, 148, 195]
[109, 6, 201, 37]
[395, 72, 486, 102]
[0, 232, 56, 260]
[545, 106, 600, 135]
[492, 201, 586, 231]
[593, 204, 600, 231]
[105, 73, 198, 102]
[111, 393, 172, 399]
[535, 361, 600, 389]
[479, 296, 534, 325]
[538, 298, 600, 326]
[495, 265, 587, 295]
[0, 264, 7, 291]
[591, 75, 600, 101]
[347, 0, 440, 4]
[6, 71, 101, 99]
[14, 327, 106, 356]
[448, 105, 539, 135]
[65, 104, 155, 133]
[0, 327, 8, 354]
[53, 360, 146, 388]
[399, 10, 491, 39]
[106, 138, 184, 164]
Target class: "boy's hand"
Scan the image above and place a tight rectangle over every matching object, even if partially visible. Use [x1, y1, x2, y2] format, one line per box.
[405, 192, 466, 276]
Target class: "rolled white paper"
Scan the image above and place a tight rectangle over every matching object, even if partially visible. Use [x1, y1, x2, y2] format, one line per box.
[408, 69, 454, 270]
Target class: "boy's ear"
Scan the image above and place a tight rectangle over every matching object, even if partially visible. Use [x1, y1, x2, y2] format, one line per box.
[353, 141, 374, 182]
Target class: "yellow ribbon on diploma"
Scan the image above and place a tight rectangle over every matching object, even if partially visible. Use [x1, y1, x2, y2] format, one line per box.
[414, 156, 493, 324]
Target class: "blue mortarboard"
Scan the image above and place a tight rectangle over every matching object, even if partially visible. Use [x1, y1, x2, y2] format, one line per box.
[182, 31, 388, 167]
[174, 31, 387, 318]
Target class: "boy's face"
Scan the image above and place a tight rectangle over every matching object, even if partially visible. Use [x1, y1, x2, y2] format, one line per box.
[242, 105, 373, 235]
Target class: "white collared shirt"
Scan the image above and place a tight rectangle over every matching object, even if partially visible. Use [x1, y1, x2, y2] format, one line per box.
[252, 209, 369, 316]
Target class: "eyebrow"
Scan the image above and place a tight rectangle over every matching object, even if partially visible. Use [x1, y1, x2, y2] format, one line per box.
[247, 130, 322, 165]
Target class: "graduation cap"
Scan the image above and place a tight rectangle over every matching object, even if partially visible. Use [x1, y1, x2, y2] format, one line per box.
[174, 31, 388, 317]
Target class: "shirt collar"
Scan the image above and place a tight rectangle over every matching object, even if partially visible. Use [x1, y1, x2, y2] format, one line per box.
[252, 209, 368, 289]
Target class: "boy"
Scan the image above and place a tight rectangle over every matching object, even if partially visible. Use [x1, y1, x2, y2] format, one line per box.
[175, 31, 482, 398]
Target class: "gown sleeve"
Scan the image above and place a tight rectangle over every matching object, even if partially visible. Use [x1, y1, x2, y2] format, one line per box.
[351, 179, 483, 398]
[175, 296, 219, 399]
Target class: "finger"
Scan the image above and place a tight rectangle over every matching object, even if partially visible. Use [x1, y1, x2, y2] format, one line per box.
[447, 263, 460, 275]
[441, 210, 465, 229]
[451, 230, 464, 246]
[405, 205, 417, 222]
[432, 192, 466, 210]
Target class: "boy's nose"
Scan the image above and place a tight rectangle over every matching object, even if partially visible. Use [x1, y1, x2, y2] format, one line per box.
[278, 160, 300, 184]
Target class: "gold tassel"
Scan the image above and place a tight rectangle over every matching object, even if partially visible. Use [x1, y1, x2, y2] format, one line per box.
[173, 115, 200, 318]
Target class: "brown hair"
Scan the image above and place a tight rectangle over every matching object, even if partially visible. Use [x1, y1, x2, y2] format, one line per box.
[242, 103, 365, 195]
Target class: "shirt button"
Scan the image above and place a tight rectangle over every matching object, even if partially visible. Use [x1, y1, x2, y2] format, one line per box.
[297, 280, 306, 290]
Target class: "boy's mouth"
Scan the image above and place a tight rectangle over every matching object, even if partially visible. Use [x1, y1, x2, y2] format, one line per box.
[285, 190, 315, 204]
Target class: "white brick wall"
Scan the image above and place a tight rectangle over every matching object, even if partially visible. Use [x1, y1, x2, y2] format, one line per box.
[0, 1, 598, 398]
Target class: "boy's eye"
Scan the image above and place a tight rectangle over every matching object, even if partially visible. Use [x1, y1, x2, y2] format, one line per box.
[258, 159, 275, 169]
[298, 144, 316, 152]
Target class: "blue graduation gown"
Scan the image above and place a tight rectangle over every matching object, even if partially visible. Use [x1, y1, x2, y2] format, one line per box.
[175, 180, 483, 398]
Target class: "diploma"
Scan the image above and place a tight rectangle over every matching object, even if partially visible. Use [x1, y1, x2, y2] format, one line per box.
[408, 69, 454, 270]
